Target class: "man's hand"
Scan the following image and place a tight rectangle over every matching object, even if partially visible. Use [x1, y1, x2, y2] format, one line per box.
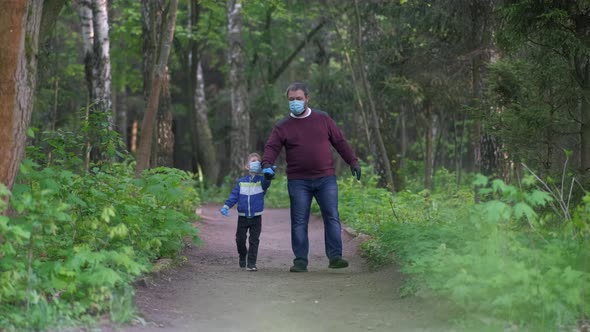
[350, 165, 361, 181]
[220, 205, 230, 217]
[262, 164, 276, 180]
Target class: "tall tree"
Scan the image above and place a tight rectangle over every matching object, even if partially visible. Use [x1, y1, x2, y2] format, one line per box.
[227, 0, 250, 176]
[193, 60, 220, 182]
[135, 0, 178, 177]
[188, 0, 219, 182]
[352, 0, 395, 190]
[78, 0, 112, 111]
[0, 1, 44, 190]
[142, 0, 175, 168]
[501, 0, 590, 181]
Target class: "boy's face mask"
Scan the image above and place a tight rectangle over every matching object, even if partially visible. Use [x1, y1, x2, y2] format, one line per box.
[249, 161, 261, 173]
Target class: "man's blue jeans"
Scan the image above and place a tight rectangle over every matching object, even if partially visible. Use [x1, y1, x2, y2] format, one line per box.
[287, 175, 342, 266]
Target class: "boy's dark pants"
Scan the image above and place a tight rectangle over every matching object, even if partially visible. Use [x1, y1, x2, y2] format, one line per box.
[236, 216, 262, 266]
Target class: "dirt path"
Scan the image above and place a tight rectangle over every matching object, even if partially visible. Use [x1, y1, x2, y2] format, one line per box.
[124, 205, 452, 332]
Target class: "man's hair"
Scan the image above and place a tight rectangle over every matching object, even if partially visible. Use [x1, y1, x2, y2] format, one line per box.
[285, 81, 309, 97]
[247, 152, 261, 161]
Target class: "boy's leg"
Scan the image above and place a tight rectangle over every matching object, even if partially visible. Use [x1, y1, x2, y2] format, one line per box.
[287, 179, 313, 269]
[235, 217, 248, 267]
[246, 216, 262, 268]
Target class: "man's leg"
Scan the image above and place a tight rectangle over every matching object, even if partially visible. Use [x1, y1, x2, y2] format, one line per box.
[287, 179, 313, 270]
[247, 216, 262, 269]
[235, 217, 248, 268]
[314, 176, 347, 267]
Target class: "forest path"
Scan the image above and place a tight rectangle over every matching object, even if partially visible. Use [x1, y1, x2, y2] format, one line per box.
[123, 205, 452, 332]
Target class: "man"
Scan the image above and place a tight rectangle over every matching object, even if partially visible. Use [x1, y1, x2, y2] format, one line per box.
[261, 81, 361, 272]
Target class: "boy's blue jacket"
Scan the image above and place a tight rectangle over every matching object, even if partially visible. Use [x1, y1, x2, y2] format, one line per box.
[223, 174, 271, 217]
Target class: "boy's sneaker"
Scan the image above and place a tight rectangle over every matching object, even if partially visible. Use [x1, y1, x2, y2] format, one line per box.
[246, 266, 257, 271]
[289, 263, 308, 273]
[239, 257, 246, 268]
[328, 256, 349, 269]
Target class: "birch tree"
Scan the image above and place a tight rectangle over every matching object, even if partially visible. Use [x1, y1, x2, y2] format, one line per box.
[78, 0, 111, 110]
[0, 1, 43, 190]
[227, 0, 250, 176]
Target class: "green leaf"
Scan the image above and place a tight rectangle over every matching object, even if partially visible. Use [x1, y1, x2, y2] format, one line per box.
[513, 202, 537, 222]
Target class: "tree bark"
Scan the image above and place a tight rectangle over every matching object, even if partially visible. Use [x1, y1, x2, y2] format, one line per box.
[353, 0, 395, 190]
[135, 0, 178, 177]
[78, 0, 95, 100]
[0, 0, 43, 191]
[155, 73, 174, 167]
[227, 0, 250, 176]
[194, 60, 219, 182]
[91, 0, 111, 111]
[424, 100, 434, 190]
[116, 87, 128, 149]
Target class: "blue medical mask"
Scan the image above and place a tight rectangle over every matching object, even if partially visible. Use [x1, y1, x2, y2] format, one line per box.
[249, 161, 261, 173]
[288, 100, 305, 115]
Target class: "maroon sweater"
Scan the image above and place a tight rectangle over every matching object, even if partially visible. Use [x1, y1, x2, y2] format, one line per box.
[262, 109, 358, 180]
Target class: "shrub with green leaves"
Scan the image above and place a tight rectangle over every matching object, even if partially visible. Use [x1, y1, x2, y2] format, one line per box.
[339, 173, 590, 331]
[0, 161, 199, 331]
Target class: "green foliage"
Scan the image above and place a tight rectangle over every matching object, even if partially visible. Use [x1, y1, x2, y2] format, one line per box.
[0, 161, 199, 330]
[340, 173, 589, 330]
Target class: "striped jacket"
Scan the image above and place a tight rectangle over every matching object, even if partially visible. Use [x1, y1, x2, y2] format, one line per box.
[223, 174, 271, 217]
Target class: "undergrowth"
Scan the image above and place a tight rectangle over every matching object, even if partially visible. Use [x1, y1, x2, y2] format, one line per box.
[0, 120, 200, 331]
[337, 169, 590, 331]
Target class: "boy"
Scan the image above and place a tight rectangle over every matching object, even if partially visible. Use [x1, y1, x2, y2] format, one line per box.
[220, 153, 272, 271]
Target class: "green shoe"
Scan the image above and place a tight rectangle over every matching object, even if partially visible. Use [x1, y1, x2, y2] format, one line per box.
[289, 263, 308, 272]
[328, 256, 349, 269]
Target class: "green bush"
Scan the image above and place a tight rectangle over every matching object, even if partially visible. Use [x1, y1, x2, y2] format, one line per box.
[338, 173, 590, 331]
[0, 161, 199, 331]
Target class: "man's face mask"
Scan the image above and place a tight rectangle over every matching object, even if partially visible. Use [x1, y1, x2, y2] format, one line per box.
[249, 161, 261, 173]
[289, 100, 305, 115]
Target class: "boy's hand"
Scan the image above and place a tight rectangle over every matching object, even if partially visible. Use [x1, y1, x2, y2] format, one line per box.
[220, 206, 230, 217]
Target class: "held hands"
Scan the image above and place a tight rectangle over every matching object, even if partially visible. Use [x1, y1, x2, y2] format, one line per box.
[350, 164, 361, 181]
[262, 164, 276, 180]
[220, 205, 230, 217]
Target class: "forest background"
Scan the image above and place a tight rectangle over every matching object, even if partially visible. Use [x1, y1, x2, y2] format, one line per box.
[0, 0, 589, 331]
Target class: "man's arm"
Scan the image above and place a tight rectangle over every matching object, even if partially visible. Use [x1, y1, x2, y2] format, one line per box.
[262, 127, 283, 168]
[327, 117, 359, 166]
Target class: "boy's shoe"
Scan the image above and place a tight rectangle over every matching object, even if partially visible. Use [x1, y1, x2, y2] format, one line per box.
[239, 257, 246, 268]
[246, 266, 257, 271]
[328, 256, 349, 269]
[289, 263, 308, 273]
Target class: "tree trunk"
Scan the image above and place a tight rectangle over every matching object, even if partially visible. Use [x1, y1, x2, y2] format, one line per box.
[353, 0, 395, 190]
[400, 104, 407, 170]
[581, 88, 590, 178]
[194, 60, 220, 182]
[142, 0, 174, 168]
[116, 87, 128, 149]
[91, 0, 111, 111]
[227, 0, 250, 176]
[424, 100, 434, 190]
[155, 73, 174, 167]
[78, 0, 95, 100]
[135, 0, 178, 177]
[0, 0, 43, 191]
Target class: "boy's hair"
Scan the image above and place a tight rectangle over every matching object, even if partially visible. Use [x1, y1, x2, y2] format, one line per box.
[247, 152, 261, 161]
